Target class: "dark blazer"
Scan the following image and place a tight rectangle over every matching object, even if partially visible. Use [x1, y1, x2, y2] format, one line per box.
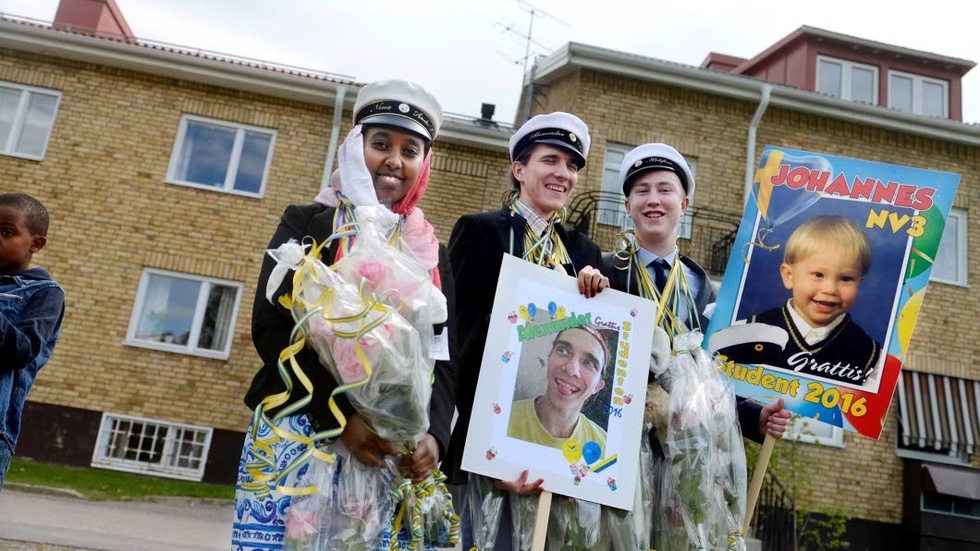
[442, 207, 603, 484]
[743, 306, 880, 385]
[244, 203, 458, 456]
[601, 250, 765, 444]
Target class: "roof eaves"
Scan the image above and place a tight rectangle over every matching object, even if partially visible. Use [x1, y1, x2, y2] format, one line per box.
[0, 14, 359, 106]
[439, 113, 514, 151]
[536, 42, 980, 148]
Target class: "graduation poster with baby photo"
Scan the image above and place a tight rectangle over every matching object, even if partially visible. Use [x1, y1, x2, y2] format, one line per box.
[706, 146, 960, 439]
[462, 254, 656, 509]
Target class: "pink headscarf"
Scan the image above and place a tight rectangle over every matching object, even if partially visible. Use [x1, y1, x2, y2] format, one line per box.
[314, 150, 441, 289]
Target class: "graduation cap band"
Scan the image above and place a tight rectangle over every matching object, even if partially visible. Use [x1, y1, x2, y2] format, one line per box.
[355, 100, 436, 139]
[512, 128, 585, 160]
[624, 156, 689, 193]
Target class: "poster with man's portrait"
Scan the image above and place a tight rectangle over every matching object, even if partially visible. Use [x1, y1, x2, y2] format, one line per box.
[706, 146, 960, 440]
[461, 254, 656, 510]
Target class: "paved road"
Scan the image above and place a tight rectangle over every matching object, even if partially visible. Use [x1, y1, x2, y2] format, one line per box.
[0, 489, 234, 551]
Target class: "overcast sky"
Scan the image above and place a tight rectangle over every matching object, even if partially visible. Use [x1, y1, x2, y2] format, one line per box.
[3, 0, 978, 124]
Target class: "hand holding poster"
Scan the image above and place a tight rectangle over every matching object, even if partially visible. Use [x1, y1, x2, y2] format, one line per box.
[706, 146, 960, 439]
[461, 254, 656, 510]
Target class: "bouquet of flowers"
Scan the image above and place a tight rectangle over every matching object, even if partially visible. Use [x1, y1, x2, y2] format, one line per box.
[656, 331, 747, 551]
[545, 496, 602, 551]
[285, 447, 398, 551]
[601, 432, 655, 551]
[271, 205, 457, 550]
[466, 473, 507, 551]
[291, 206, 442, 451]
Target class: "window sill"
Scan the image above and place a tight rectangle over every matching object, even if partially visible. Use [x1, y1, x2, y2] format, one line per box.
[123, 339, 230, 360]
[164, 179, 265, 199]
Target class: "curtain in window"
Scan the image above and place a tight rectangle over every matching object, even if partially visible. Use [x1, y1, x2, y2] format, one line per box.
[197, 284, 237, 351]
[136, 274, 172, 342]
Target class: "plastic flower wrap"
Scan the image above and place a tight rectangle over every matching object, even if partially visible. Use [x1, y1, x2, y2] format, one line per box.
[270, 205, 443, 451]
[467, 473, 507, 551]
[657, 330, 747, 551]
[267, 205, 458, 550]
[505, 491, 601, 551]
[545, 496, 602, 551]
[284, 445, 398, 551]
[602, 432, 654, 551]
[509, 492, 537, 551]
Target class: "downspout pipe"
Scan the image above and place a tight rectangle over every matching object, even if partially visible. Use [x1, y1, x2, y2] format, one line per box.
[321, 85, 349, 190]
[744, 84, 773, 201]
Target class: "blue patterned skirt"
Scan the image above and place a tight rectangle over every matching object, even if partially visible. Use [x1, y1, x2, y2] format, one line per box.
[231, 414, 436, 551]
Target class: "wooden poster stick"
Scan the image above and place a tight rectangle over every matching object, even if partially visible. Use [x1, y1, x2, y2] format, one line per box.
[530, 490, 553, 551]
[742, 434, 775, 537]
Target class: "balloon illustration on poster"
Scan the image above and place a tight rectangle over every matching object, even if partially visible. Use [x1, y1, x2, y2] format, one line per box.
[904, 204, 947, 280]
[749, 149, 829, 250]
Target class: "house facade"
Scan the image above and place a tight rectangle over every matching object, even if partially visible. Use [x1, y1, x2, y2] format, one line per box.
[2, 2, 978, 549]
[523, 33, 979, 549]
[1, 0, 512, 484]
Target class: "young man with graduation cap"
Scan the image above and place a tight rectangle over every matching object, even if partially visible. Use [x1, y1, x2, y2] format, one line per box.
[602, 142, 790, 445]
[444, 112, 609, 550]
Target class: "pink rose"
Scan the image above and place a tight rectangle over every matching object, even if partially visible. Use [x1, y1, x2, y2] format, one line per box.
[285, 508, 317, 541]
[332, 338, 368, 384]
[355, 258, 388, 294]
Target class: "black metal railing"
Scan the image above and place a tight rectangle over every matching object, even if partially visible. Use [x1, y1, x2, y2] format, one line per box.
[753, 472, 798, 551]
[563, 190, 742, 277]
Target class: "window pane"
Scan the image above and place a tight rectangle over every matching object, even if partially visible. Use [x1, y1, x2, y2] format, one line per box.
[818, 60, 842, 96]
[922, 492, 953, 513]
[177, 121, 235, 187]
[0, 87, 21, 150]
[233, 131, 272, 193]
[952, 497, 980, 517]
[931, 213, 960, 282]
[889, 75, 913, 112]
[851, 67, 875, 103]
[15, 92, 57, 156]
[599, 147, 628, 226]
[196, 283, 238, 351]
[135, 274, 201, 345]
[922, 81, 946, 117]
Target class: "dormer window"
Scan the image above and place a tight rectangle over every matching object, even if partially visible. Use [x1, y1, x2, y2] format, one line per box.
[888, 71, 948, 118]
[816, 56, 878, 104]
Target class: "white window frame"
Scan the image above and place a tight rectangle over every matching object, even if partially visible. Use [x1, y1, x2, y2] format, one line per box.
[125, 268, 243, 359]
[0, 81, 61, 160]
[816, 56, 879, 104]
[888, 70, 949, 117]
[784, 413, 844, 447]
[930, 207, 967, 287]
[598, 143, 630, 228]
[166, 114, 276, 197]
[599, 143, 694, 238]
[91, 412, 213, 481]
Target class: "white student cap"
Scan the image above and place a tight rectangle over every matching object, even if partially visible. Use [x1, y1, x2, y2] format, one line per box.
[353, 79, 443, 141]
[509, 112, 591, 168]
[620, 143, 696, 200]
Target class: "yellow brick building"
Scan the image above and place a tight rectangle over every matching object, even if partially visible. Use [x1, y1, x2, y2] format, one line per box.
[1, 5, 977, 550]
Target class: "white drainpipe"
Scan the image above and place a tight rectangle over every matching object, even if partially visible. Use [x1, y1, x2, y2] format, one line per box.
[744, 84, 773, 201]
[321, 86, 349, 190]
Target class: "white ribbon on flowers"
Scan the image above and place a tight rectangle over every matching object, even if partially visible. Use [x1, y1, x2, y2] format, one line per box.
[266, 239, 307, 303]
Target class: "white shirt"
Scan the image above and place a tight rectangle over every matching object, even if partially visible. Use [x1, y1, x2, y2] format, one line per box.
[784, 299, 846, 345]
[636, 247, 703, 324]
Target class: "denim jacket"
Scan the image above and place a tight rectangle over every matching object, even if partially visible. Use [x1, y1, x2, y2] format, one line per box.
[0, 267, 65, 450]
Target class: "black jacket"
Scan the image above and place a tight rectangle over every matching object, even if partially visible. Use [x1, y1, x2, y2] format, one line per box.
[601, 250, 765, 444]
[602, 251, 716, 331]
[442, 206, 603, 484]
[244, 203, 458, 456]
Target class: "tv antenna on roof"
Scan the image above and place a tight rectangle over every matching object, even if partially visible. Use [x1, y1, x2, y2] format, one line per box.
[497, 1, 569, 121]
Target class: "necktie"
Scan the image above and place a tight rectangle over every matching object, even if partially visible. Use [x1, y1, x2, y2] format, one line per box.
[651, 258, 670, 293]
